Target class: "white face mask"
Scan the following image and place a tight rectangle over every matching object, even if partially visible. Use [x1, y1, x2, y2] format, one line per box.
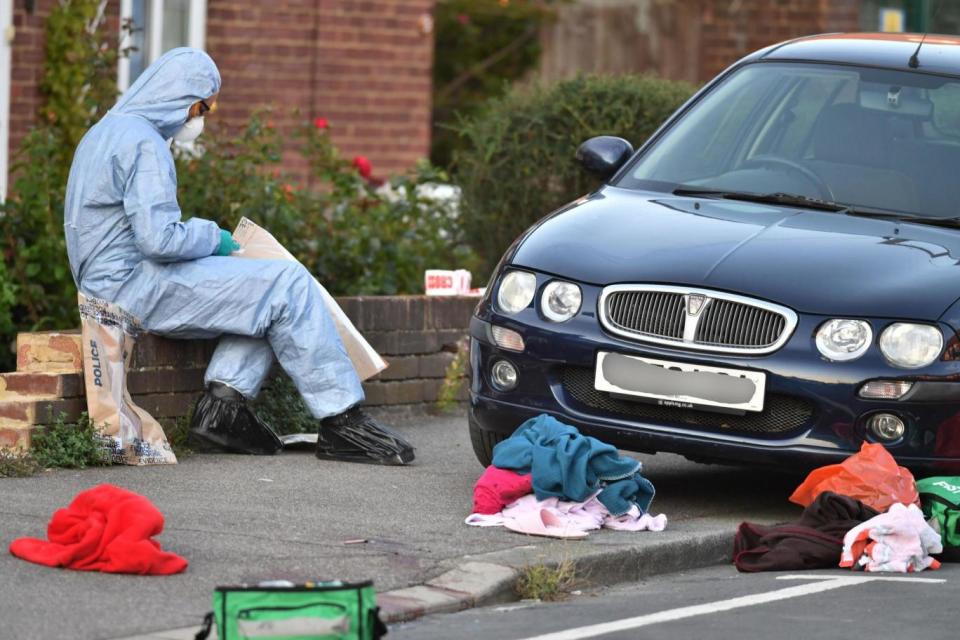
[172, 116, 204, 143]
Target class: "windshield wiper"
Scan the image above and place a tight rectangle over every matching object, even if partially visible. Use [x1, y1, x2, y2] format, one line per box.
[672, 186, 960, 228]
[671, 187, 849, 212]
[888, 215, 960, 230]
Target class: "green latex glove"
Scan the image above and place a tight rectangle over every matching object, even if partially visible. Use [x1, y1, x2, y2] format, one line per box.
[215, 229, 240, 256]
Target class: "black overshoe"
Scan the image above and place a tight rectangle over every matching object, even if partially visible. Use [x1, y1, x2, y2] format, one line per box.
[189, 382, 283, 455]
[316, 406, 415, 465]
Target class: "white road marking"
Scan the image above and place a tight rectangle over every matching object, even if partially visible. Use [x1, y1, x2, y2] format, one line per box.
[776, 574, 945, 584]
[495, 603, 540, 613]
[515, 574, 944, 640]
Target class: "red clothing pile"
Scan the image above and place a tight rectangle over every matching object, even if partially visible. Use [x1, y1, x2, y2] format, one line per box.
[9, 484, 187, 575]
[472, 465, 533, 515]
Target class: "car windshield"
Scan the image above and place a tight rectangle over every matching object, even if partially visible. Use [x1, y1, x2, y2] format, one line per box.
[615, 61, 960, 219]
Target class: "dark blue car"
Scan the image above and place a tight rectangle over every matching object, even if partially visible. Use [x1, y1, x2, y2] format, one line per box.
[468, 33, 960, 472]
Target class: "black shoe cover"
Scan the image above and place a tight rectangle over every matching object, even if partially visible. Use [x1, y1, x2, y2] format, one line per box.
[316, 407, 415, 465]
[189, 382, 283, 455]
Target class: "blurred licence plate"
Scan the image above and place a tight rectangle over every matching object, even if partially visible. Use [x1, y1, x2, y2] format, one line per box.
[594, 352, 766, 413]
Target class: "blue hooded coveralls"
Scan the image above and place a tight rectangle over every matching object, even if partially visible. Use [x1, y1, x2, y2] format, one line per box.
[64, 48, 364, 419]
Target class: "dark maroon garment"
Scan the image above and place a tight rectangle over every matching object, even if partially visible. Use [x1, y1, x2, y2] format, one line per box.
[733, 491, 879, 572]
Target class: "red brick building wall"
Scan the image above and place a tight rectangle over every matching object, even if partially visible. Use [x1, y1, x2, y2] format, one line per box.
[6, 0, 434, 185]
[205, 0, 435, 182]
[8, 0, 81, 167]
[699, 0, 861, 81]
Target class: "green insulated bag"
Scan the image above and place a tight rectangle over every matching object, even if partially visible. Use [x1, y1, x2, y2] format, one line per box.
[194, 580, 387, 640]
[917, 476, 960, 548]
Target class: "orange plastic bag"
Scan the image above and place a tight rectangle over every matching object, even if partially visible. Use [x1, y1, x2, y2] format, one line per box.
[789, 442, 919, 512]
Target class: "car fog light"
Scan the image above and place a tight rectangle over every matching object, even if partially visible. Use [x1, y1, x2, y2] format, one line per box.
[490, 360, 518, 391]
[879, 323, 944, 369]
[491, 326, 525, 352]
[497, 270, 537, 315]
[866, 413, 906, 442]
[541, 281, 582, 322]
[859, 380, 914, 400]
[816, 319, 872, 362]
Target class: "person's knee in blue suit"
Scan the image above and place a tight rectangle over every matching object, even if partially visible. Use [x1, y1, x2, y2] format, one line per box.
[63, 47, 414, 465]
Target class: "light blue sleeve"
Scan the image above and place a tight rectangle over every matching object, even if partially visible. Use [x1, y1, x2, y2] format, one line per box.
[121, 138, 219, 262]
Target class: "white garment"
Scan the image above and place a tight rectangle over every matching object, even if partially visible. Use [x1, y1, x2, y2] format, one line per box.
[840, 503, 942, 573]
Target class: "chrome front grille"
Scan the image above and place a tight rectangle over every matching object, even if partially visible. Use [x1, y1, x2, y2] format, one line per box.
[599, 285, 797, 354]
[694, 298, 786, 348]
[605, 290, 685, 341]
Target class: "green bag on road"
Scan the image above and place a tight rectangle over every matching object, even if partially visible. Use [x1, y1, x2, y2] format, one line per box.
[194, 580, 386, 640]
[917, 476, 960, 547]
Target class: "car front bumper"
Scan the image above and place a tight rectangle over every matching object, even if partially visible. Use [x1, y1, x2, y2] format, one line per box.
[468, 297, 960, 472]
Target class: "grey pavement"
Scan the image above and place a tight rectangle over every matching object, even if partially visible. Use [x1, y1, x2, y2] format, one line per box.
[392, 563, 960, 640]
[0, 411, 803, 640]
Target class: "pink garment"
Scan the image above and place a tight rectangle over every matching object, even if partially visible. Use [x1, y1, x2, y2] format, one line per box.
[465, 493, 667, 538]
[505, 495, 605, 534]
[840, 503, 942, 573]
[472, 466, 533, 515]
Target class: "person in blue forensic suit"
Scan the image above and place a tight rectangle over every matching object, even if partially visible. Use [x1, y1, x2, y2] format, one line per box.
[63, 48, 414, 465]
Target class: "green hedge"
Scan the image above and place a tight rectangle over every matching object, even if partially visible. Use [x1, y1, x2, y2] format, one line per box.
[453, 74, 696, 278]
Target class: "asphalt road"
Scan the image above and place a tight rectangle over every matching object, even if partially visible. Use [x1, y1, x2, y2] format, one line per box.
[392, 564, 960, 640]
[0, 410, 802, 640]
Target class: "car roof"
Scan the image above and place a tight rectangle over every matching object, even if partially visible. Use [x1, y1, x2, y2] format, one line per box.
[755, 32, 960, 76]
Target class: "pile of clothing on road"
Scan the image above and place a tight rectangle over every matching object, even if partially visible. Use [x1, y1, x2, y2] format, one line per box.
[465, 415, 666, 539]
[734, 442, 960, 573]
[9, 484, 187, 575]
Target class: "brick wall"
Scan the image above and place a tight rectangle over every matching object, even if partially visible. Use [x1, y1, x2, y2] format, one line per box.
[0, 295, 475, 450]
[537, 0, 862, 85]
[205, 0, 435, 182]
[7, 0, 434, 186]
[698, 0, 860, 81]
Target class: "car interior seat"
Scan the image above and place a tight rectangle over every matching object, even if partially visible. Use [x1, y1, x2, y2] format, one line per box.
[807, 103, 918, 212]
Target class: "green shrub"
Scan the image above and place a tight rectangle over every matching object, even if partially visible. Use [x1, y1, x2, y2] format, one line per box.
[435, 341, 469, 413]
[515, 559, 577, 601]
[176, 115, 477, 296]
[453, 74, 696, 277]
[253, 373, 315, 436]
[31, 411, 112, 470]
[432, 0, 557, 168]
[0, 0, 118, 370]
[166, 411, 196, 458]
[0, 450, 42, 478]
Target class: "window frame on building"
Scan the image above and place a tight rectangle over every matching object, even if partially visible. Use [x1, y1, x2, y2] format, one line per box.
[118, 0, 208, 92]
[0, 0, 12, 200]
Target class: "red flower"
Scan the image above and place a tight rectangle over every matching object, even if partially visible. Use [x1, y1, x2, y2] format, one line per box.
[313, 117, 329, 130]
[352, 155, 373, 178]
[457, 13, 470, 25]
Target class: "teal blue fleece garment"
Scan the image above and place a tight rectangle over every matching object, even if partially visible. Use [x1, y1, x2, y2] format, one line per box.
[492, 414, 655, 516]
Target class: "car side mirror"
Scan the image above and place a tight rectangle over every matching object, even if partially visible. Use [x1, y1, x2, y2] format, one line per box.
[576, 136, 634, 178]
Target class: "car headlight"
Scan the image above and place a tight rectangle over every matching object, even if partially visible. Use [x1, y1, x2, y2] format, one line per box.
[879, 323, 943, 369]
[496, 270, 537, 315]
[816, 319, 872, 362]
[541, 280, 582, 322]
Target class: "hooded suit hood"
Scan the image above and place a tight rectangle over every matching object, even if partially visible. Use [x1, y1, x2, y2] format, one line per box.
[111, 47, 221, 139]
